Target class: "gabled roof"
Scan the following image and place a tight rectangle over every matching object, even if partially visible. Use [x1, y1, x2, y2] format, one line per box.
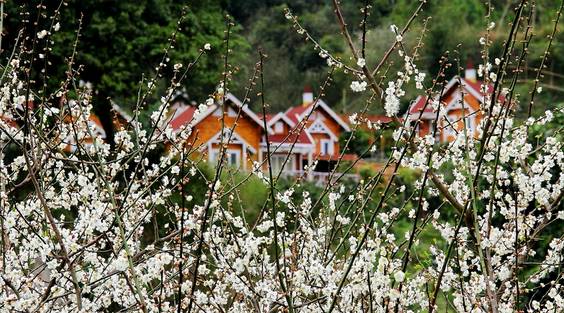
[169, 105, 197, 130]
[205, 129, 257, 154]
[407, 76, 502, 120]
[168, 93, 272, 133]
[259, 112, 313, 146]
[285, 99, 351, 132]
[111, 102, 133, 123]
[307, 118, 339, 141]
[266, 112, 296, 128]
[265, 127, 314, 146]
[408, 95, 434, 119]
[285, 104, 310, 125]
[224, 93, 270, 131]
[257, 113, 273, 123]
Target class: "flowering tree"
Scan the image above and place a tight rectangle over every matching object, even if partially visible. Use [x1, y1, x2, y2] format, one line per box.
[0, 1, 563, 312]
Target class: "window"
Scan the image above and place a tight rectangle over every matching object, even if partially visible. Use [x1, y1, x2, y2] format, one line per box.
[320, 139, 334, 155]
[270, 154, 295, 174]
[274, 121, 284, 133]
[463, 115, 474, 133]
[309, 120, 327, 133]
[209, 149, 240, 167]
[228, 151, 239, 166]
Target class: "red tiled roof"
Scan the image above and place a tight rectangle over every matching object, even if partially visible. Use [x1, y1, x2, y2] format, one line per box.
[409, 77, 505, 116]
[258, 113, 273, 122]
[285, 103, 312, 124]
[268, 127, 313, 145]
[170, 106, 196, 130]
[364, 114, 394, 124]
[464, 78, 487, 94]
[408, 95, 433, 115]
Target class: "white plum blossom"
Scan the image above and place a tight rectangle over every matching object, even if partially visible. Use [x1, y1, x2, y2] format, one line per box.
[350, 80, 367, 92]
[356, 58, 366, 67]
[415, 72, 426, 89]
[394, 270, 405, 282]
[37, 30, 48, 39]
[0, 5, 561, 313]
[384, 81, 401, 116]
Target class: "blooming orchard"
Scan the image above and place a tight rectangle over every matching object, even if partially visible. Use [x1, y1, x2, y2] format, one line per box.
[0, 1, 563, 313]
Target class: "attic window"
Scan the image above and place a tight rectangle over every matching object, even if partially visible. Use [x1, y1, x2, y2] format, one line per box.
[309, 121, 327, 133]
[274, 122, 284, 133]
[227, 107, 238, 117]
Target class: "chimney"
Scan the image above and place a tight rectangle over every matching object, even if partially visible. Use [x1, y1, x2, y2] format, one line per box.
[465, 59, 477, 82]
[302, 85, 313, 106]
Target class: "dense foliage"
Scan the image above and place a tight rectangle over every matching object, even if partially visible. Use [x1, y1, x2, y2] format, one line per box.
[3, 1, 564, 117]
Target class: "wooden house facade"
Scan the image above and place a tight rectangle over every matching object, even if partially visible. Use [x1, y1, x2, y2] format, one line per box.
[406, 67, 502, 143]
[168, 89, 353, 176]
[169, 93, 270, 171]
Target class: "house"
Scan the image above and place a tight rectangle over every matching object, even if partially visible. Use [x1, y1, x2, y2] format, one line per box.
[406, 65, 503, 142]
[281, 87, 351, 172]
[166, 88, 367, 182]
[62, 112, 109, 152]
[260, 111, 315, 175]
[168, 93, 270, 170]
[167, 88, 357, 179]
[61, 100, 136, 153]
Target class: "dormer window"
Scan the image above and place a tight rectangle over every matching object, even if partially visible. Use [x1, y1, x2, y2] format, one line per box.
[274, 121, 284, 133]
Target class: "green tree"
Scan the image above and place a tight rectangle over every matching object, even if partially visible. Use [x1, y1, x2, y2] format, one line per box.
[340, 128, 371, 157]
[3, 0, 245, 140]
